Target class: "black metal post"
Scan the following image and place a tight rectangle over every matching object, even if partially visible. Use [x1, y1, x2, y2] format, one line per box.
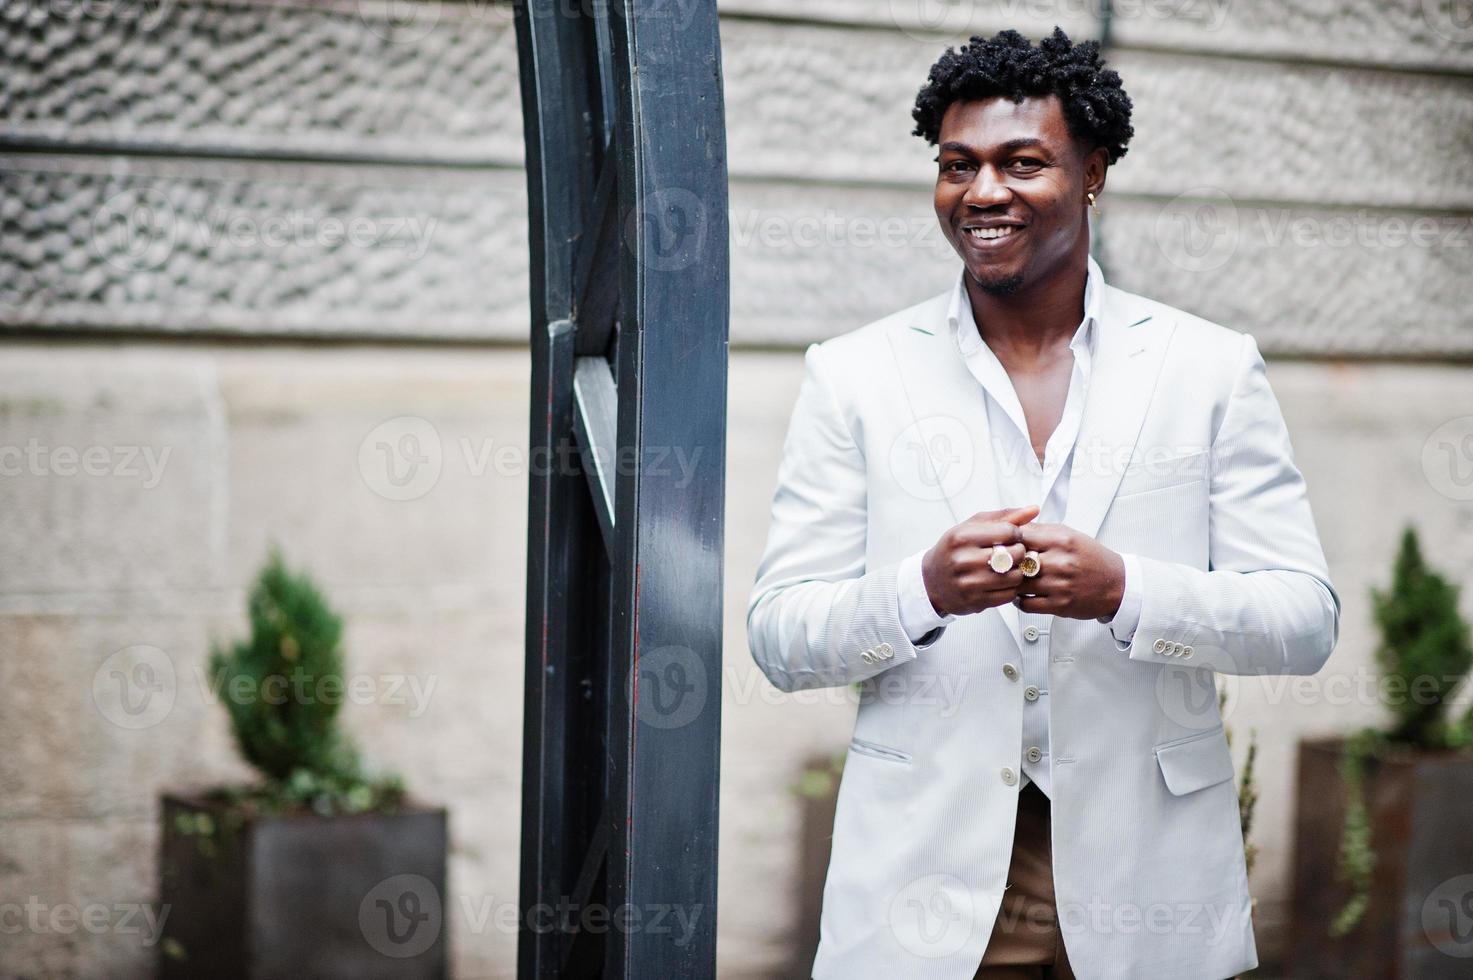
[514, 1, 729, 976]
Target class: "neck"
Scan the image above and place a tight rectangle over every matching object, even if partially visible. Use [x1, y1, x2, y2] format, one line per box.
[966, 249, 1089, 361]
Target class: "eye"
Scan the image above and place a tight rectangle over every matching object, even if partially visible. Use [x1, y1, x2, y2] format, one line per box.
[1010, 157, 1045, 171]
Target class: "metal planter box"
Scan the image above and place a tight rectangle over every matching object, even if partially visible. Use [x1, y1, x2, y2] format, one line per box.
[158, 793, 448, 979]
[1289, 737, 1473, 978]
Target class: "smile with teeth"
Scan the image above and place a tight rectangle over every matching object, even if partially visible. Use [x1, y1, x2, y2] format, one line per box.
[967, 226, 1020, 241]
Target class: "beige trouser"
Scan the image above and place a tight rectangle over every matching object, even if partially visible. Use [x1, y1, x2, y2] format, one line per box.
[973, 780, 1077, 979]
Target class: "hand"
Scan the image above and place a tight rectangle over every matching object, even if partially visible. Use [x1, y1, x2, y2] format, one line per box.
[921, 505, 1040, 617]
[1013, 522, 1126, 620]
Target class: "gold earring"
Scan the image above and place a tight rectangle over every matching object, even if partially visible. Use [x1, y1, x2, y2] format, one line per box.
[1087, 192, 1100, 217]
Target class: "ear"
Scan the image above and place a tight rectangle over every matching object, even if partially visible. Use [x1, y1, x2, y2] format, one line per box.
[1083, 145, 1110, 199]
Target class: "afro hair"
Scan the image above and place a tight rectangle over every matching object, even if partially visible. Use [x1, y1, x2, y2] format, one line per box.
[911, 27, 1134, 164]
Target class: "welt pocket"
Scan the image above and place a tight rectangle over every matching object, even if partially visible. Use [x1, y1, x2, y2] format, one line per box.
[849, 736, 913, 765]
[1115, 450, 1209, 498]
[1153, 724, 1224, 752]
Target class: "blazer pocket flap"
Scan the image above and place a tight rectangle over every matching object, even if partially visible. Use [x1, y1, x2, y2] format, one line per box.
[1155, 729, 1235, 796]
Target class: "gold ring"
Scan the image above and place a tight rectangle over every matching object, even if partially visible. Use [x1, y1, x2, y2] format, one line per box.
[1019, 551, 1041, 578]
[988, 544, 1014, 574]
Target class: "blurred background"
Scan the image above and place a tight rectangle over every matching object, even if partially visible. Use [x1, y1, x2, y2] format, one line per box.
[3, 0, 1473, 977]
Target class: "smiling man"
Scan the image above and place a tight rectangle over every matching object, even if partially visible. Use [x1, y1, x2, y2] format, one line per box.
[746, 27, 1340, 980]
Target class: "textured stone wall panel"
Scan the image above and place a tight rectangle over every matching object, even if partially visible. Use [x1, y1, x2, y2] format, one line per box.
[729, 185, 1473, 355]
[1101, 197, 1473, 357]
[718, 0, 1473, 72]
[1110, 50, 1473, 211]
[730, 187, 1473, 356]
[0, 0, 522, 164]
[9, 4, 1467, 208]
[728, 180, 957, 342]
[5, 155, 1470, 353]
[0, 154, 527, 338]
[735, 183, 1473, 357]
[719, 21, 1473, 209]
[1109, 0, 1473, 70]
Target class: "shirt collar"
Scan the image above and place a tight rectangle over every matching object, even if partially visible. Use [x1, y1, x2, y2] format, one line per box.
[948, 253, 1105, 373]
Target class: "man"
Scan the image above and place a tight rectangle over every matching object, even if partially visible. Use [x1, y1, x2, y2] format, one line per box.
[746, 27, 1340, 980]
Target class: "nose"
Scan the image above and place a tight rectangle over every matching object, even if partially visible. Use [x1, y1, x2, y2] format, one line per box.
[962, 164, 1011, 210]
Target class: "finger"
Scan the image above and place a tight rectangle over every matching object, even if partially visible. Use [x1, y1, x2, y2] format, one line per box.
[955, 521, 1024, 548]
[1018, 522, 1067, 550]
[1015, 594, 1068, 615]
[975, 588, 1023, 606]
[1002, 504, 1040, 526]
[1016, 572, 1065, 595]
[964, 568, 1025, 591]
[974, 588, 1028, 610]
[987, 543, 1027, 563]
[955, 543, 1027, 575]
[966, 503, 1039, 525]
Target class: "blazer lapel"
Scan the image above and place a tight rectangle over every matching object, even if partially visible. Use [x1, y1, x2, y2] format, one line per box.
[1062, 285, 1177, 541]
[885, 291, 1024, 652]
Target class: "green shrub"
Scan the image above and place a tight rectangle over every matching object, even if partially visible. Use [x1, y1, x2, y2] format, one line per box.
[209, 547, 404, 815]
[1370, 527, 1473, 747]
[1331, 526, 1473, 935]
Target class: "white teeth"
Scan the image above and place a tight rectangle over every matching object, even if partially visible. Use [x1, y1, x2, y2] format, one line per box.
[968, 226, 1017, 240]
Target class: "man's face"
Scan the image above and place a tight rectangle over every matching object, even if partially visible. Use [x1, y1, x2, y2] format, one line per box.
[933, 95, 1099, 297]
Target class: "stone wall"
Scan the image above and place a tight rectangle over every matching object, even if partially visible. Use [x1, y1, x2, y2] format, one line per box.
[2, 1, 1471, 976]
[5, 0, 1471, 350]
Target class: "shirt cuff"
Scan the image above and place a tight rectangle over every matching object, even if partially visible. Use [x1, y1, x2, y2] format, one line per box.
[1100, 552, 1143, 649]
[897, 548, 956, 645]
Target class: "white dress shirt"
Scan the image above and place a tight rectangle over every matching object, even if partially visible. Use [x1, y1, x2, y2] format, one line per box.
[896, 256, 1142, 797]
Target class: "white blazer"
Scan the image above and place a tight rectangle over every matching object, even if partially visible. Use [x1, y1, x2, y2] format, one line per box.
[746, 264, 1341, 980]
